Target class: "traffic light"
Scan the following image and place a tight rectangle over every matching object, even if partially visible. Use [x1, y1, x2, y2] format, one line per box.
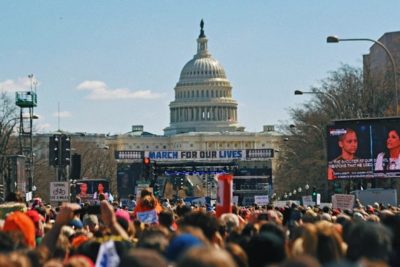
[333, 182, 342, 193]
[70, 153, 81, 179]
[152, 160, 157, 176]
[143, 157, 151, 166]
[49, 135, 60, 166]
[153, 183, 159, 197]
[312, 187, 317, 202]
[143, 157, 151, 179]
[61, 135, 71, 166]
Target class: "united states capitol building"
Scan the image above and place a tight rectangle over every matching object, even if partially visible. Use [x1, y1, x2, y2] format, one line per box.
[104, 21, 282, 205]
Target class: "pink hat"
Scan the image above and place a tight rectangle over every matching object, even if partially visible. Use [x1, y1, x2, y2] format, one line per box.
[115, 209, 130, 223]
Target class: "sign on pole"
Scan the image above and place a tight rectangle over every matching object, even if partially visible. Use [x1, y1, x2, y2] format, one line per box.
[232, 195, 239, 206]
[331, 194, 355, 210]
[50, 182, 70, 202]
[254, 195, 269, 206]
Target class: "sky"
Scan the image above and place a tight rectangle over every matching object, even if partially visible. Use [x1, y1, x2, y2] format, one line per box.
[1, 1, 399, 135]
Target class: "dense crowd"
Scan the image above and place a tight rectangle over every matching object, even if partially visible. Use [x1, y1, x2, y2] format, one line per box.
[0, 189, 399, 267]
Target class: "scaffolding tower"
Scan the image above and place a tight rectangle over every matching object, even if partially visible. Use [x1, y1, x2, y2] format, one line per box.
[15, 79, 37, 196]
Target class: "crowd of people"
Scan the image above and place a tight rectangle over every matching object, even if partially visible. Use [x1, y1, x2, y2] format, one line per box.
[0, 189, 400, 267]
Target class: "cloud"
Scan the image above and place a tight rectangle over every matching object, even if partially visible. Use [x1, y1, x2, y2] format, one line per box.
[76, 80, 162, 100]
[0, 77, 39, 92]
[52, 111, 72, 118]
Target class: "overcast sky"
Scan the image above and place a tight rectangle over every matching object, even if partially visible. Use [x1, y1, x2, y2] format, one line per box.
[1, 1, 399, 135]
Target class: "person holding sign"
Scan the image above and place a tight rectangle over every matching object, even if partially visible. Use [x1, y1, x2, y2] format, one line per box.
[328, 129, 358, 180]
[375, 127, 400, 171]
[134, 188, 162, 224]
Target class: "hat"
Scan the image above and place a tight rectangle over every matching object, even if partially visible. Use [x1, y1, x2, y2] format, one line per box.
[115, 209, 131, 223]
[71, 235, 90, 248]
[31, 198, 43, 210]
[26, 209, 44, 223]
[3, 211, 36, 247]
[166, 234, 203, 261]
[69, 218, 84, 229]
[332, 209, 341, 216]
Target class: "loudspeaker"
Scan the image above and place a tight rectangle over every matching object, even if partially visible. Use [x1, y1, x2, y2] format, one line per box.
[70, 154, 81, 179]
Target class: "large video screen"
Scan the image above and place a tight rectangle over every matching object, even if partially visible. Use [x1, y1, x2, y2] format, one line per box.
[327, 118, 400, 179]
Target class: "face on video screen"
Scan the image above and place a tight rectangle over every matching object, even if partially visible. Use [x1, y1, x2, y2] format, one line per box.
[339, 131, 358, 155]
[386, 130, 400, 150]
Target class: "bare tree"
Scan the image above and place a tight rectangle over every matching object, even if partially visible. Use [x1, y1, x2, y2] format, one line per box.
[0, 92, 19, 197]
[274, 64, 393, 200]
[71, 140, 117, 194]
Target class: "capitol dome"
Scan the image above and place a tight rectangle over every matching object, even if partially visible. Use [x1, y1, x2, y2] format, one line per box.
[164, 20, 243, 136]
[178, 56, 228, 83]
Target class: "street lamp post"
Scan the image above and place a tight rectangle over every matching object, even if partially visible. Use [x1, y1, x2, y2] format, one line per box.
[305, 184, 310, 195]
[298, 187, 302, 196]
[327, 35, 398, 116]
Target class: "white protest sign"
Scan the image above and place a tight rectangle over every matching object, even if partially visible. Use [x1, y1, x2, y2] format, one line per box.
[331, 194, 355, 210]
[136, 209, 158, 224]
[302, 195, 315, 207]
[316, 193, 321, 205]
[50, 182, 69, 202]
[95, 240, 120, 267]
[232, 195, 239, 206]
[254, 195, 269, 206]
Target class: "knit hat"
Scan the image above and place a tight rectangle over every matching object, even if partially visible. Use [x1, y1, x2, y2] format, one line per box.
[3, 211, 36, 247]
[115, 209, 131, 223]
[166, 234, 203, 261]
[69, 218, 84, 229]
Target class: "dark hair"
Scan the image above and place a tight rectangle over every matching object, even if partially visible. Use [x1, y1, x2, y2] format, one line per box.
[245, 232, 287, 267]
[120, 248, 168, 267]
[180, 211, 219, 241]
[137, 228, 169, 254]
[159, 210, 173, 228]
[346, 221, 392, 262]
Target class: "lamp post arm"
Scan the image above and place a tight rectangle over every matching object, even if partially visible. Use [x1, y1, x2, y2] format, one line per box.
[300, 91, 342, 117]
[339, 38, 398, 116]
[316, 91, 343, 116]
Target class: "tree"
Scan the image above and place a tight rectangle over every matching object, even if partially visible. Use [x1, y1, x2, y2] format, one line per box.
[72, 140, 117, 194]
[0, 92, 19, 198]
[274, 64, 393, 201]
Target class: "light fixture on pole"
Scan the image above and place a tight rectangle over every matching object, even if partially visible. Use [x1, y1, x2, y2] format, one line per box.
[294, 90, 342, 117]
[305, 184, 310, 194]
[327, 35, 398, 116]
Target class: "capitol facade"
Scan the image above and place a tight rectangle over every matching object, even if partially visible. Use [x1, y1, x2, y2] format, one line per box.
[106, 21, 282, 205]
